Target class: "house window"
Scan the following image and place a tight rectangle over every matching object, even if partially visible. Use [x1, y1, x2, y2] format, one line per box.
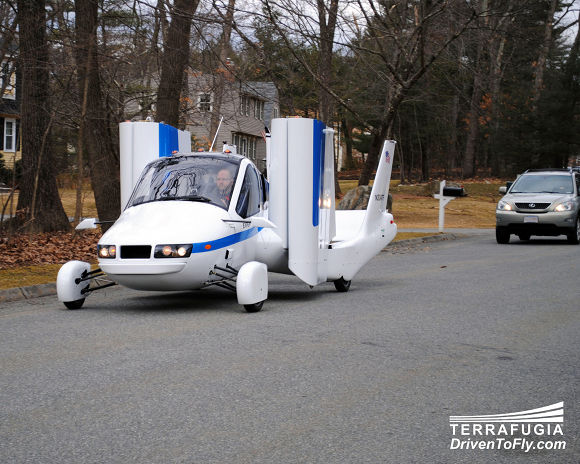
[232, 132, 258, 162]
[240, 95, 252, 116]
[273, 107, 279, 119]
[3, 119, 16, 152]
[254, 100, 264, 120]
[1, 61, 16, 100]
[198, 93, 212, 112]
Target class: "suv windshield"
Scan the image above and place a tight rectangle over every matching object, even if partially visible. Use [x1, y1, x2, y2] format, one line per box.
[510, 174, 573, 194]
[127, 155, 241, 210]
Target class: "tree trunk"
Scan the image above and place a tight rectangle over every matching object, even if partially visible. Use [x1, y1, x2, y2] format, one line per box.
[15, 0, 69, 233]
[209, 0, 236, 144]
[532, 0, 558, 111]
[156, 0, 200, 127]
[75, 0, 121, 224]
[462, 35, 484, 178]
[341, 118, 355, 170]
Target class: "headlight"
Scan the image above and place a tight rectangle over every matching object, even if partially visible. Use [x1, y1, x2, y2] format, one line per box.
[154, 244, 193, 258]
[497, 200, 512, 211]
[98, 245, 116, 259]
[554, 201, 574, 212]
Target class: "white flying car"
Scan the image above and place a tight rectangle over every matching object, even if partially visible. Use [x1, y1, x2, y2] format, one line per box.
[57, 118, 397, 312]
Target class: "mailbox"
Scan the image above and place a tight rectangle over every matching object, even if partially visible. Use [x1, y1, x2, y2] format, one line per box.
[442, 186, 466, 197]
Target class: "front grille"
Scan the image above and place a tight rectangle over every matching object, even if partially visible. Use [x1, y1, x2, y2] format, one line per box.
[120, 245, 152, 259]
[515, 202, 550, 210]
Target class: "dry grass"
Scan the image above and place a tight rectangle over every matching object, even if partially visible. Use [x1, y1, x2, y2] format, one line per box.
[0, 264, 62, 289]
[338, 179, 503, 229]
[1, 187, 98, 219]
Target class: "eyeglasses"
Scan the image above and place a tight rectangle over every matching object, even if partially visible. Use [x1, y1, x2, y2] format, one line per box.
[217, 177, 231, 181]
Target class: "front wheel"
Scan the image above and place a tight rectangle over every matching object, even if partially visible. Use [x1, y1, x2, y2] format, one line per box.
[334, 277, 351, 292]
[496, 227, 510, 244]
[244, 301, 264, 313]
[566, 217, 580, 244]
[64, 299, 85, 310]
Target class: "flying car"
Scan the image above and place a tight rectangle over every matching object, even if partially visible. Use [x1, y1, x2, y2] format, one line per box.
[57, 118, 398, 312]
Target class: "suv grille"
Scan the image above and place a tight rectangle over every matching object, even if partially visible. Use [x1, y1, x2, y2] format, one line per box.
[515, 202, 550, 210]
[120, 245, 152, 259]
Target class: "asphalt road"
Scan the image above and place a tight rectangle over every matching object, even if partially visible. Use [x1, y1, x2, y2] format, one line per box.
[1, 233, 579, 464]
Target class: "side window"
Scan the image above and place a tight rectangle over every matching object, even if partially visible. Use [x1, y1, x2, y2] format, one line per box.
[236, 166, 261, 218]
[575, 174, 580, 195]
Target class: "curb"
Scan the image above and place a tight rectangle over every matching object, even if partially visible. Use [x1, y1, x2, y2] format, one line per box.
[0, 233, 461, 304]
[0, 283, 57, 304]
[385, 232, 459, 249]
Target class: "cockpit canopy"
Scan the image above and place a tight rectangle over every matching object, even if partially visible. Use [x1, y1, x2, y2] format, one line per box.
[126, 154, 267, 217]
[127, 155, 242, 210]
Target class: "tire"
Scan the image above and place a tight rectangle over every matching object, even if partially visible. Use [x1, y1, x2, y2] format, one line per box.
[244, 301, 264, 313]
[334, 277, 351, 292]
[518, 233, 530, 241]
[566, 217, 580, 244]
[64, 299, 85, 310]
[496, 227, 510, 244]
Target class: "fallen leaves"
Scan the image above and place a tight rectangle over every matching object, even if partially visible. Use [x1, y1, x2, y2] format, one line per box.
[0, 230, 100, 270]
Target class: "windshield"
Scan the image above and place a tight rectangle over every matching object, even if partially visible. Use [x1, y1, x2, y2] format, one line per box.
[510, 174, 573, 194]
[127, 155, 241, 210]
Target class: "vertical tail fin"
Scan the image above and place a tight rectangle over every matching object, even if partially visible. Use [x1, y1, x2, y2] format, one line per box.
[362, 140, 396, 233]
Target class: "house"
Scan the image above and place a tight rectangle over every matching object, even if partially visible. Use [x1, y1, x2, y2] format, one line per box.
[185, 72, 280, 172]
[0, 49, 19, 170]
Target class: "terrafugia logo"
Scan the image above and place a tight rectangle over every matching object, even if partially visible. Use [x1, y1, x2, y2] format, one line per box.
[449, 402, 566, 452]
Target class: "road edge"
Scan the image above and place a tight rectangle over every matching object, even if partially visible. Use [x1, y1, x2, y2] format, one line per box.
[0, 233, 460, 304]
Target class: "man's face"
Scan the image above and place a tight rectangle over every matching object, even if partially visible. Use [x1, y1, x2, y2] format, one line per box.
[217, 170, 233, 193]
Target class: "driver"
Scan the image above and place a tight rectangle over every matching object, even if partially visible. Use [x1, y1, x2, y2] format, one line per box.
[216, 168, 234, 207]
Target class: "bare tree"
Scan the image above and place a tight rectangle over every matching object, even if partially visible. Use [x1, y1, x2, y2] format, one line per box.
[74, 0, 121, 224]
[156, 0, 201, 127]
[15, 0, 69, 232]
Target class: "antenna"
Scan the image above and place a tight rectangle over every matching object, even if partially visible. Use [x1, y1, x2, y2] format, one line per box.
[209, 116, 224, 152]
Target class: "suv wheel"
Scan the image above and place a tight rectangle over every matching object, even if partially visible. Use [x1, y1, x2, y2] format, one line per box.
[496, 227, 510, 244]
[567, 217, 580, 244]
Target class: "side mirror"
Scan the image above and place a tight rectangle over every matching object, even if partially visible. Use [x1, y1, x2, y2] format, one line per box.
[75, 218, 98, 230]
[499, 186, 507, 194]
[249, 216, 276, 229]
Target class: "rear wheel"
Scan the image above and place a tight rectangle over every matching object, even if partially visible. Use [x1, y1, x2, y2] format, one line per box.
[64, 299, 85, 310]
[496, 227, 510, 244]
[566, 217, 580, 244]
[244, 301, 264, 313]
[334, 277, 351, 292]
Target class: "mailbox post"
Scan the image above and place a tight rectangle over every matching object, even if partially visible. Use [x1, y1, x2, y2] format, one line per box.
[433, 180, 465, 232]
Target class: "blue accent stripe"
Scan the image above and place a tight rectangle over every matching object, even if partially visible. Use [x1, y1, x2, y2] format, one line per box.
[191, 227, 262, 253]
[159, 123, 179, 157]
[312, 120, 325, 227]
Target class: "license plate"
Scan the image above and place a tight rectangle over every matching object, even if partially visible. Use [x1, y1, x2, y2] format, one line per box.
[524, 216, 539, 223]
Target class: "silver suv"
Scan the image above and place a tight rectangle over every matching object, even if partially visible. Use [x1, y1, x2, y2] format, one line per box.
[496, 168, 580, 244]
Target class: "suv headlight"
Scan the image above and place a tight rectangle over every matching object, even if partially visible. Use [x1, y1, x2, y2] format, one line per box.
[554, 201, 574, 212]
[497, 200, 513, 211]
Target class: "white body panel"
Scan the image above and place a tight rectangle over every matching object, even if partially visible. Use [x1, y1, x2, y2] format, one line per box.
[98, 201, 262, 291]
[268, 119, 288, 248]
[57, 261, 91, 302]
[236, 262, 268, 304]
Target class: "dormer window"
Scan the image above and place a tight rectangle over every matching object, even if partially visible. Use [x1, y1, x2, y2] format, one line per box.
[198, 93, 212, 112]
